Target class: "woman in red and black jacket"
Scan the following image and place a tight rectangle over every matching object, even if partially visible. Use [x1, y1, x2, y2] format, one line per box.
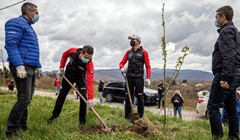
[48, 45, 94, 125]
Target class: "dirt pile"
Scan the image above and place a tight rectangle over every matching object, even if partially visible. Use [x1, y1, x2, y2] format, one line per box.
[80, 117, 161, 137]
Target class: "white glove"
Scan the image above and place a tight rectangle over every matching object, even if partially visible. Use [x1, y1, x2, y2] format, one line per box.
[16, 65, 27, 79]
[120, 68, 126, 77]
[120, 68, 126, 73]
[87, 100, 94, 108]
[145, 79, 151, 86]
[36, 68, 43, 79]
[58, 68, 64, 76]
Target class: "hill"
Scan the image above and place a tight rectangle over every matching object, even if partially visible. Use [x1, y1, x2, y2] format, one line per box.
[44, 68, 213, 82]
[94, 68, 213, 82]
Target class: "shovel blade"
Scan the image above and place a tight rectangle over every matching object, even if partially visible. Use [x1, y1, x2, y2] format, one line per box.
[130, 113, 140, 122]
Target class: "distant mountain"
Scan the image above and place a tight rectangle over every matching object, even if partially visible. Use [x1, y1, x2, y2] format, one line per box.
[44, 68, 213, 82]
[94, 68, 213, 82]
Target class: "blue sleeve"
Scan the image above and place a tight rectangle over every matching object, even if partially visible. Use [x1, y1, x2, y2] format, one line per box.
[4, 19, 24, 67]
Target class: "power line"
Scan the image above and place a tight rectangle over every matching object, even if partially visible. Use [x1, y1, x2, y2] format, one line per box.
[0, 0, 26, 11]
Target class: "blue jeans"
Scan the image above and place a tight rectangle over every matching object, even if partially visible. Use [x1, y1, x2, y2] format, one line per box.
[208, 72, 240, 139]
[54, 86, 59, 94]
[99, 92, 103, 103]
[173, 106, 182, 118]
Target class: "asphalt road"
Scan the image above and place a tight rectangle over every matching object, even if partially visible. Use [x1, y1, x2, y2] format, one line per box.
[33, 90, 202, 121]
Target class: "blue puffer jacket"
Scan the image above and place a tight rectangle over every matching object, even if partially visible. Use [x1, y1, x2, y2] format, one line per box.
[5, 15, 41, 68]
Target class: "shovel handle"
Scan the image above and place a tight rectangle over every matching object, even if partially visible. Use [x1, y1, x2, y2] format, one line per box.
[62, 75, 109, 129]
[125, 77, 134, 113]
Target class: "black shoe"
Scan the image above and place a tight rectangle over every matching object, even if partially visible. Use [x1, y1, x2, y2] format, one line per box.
[5, 129, 18, 138]
[47, 116, 57, 125]
[125, 117, 131, 123]
[79, 121, 87, 128]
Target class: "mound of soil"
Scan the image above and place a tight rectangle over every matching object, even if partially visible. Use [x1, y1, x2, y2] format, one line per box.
[80, 117, 161, 137]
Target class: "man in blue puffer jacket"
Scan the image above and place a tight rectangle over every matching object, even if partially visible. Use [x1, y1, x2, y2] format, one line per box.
[4, 2, 42, 138]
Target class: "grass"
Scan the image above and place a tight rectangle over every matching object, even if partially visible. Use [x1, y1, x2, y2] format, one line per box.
[0, 94, 231, 140]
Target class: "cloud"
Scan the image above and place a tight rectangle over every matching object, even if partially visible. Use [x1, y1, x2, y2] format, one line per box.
[0, 0, 240, 72]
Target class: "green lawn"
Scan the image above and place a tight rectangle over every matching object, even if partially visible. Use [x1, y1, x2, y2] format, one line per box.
[0, 94, 229, 140]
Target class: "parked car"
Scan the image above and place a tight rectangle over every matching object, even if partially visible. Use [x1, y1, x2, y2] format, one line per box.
[196, 90, 240, 118]
[196, 90, 210, 118]
[102, 82, 158, 104]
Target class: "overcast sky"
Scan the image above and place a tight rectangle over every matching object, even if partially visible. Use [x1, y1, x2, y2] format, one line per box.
[0, 0, 240, 72]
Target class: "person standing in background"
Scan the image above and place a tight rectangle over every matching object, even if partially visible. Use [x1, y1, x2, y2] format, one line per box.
[98, 80, 104, 103]
[157, 80, 164, 109]
[54, 78, 60, 95]
[171, 90, 184, 118]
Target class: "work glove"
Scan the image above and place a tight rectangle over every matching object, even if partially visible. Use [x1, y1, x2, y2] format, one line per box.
[145, 79, 151, 86]
[16, 65, 27, 79]
[120, 68, 126, 77]
[36, 68, 43, 79]
[58, 68, 64, 77]
[87, 100, 94, 108]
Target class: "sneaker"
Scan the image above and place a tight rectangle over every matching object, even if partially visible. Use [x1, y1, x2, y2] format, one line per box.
[47, 116, 57, 125]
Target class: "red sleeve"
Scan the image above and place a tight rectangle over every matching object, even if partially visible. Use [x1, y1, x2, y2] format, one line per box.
[59, 48, 78, 69]
[142, 49, 151, 79]
[119, 50, 130, 69]
[86, 61, 94, 100]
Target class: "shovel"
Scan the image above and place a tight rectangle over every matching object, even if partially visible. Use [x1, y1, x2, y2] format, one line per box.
[124, 75, 140, 123]
[62, 75, 111, 131]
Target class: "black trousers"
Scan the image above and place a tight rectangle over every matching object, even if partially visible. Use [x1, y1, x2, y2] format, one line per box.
[51, 70, 87, 123]
[125, 76, 144, 118]
[158, 92, 163, 108]
[6, 65, 35, 132]
[208, 72, 240, 139]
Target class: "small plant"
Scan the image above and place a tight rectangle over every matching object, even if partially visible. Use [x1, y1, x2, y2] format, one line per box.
[161, 3, 190, 127]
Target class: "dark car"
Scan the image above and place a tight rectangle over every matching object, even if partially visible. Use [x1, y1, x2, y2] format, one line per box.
[102, 82, 158, 104]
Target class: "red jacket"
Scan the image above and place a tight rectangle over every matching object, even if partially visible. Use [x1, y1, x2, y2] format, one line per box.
[59, 48, 94, 100]
[54, 79, 60, 87]
[119, 47, 151, 79]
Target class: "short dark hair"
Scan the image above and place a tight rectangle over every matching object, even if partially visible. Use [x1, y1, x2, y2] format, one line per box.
[82, 45, 94, 54]
[21, 2, 37, 15]
[216, 5, 234, 21]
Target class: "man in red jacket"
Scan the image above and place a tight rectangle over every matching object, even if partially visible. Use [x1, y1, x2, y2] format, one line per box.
[47, 45, 94, 125]
[119, 34, 151, 120]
